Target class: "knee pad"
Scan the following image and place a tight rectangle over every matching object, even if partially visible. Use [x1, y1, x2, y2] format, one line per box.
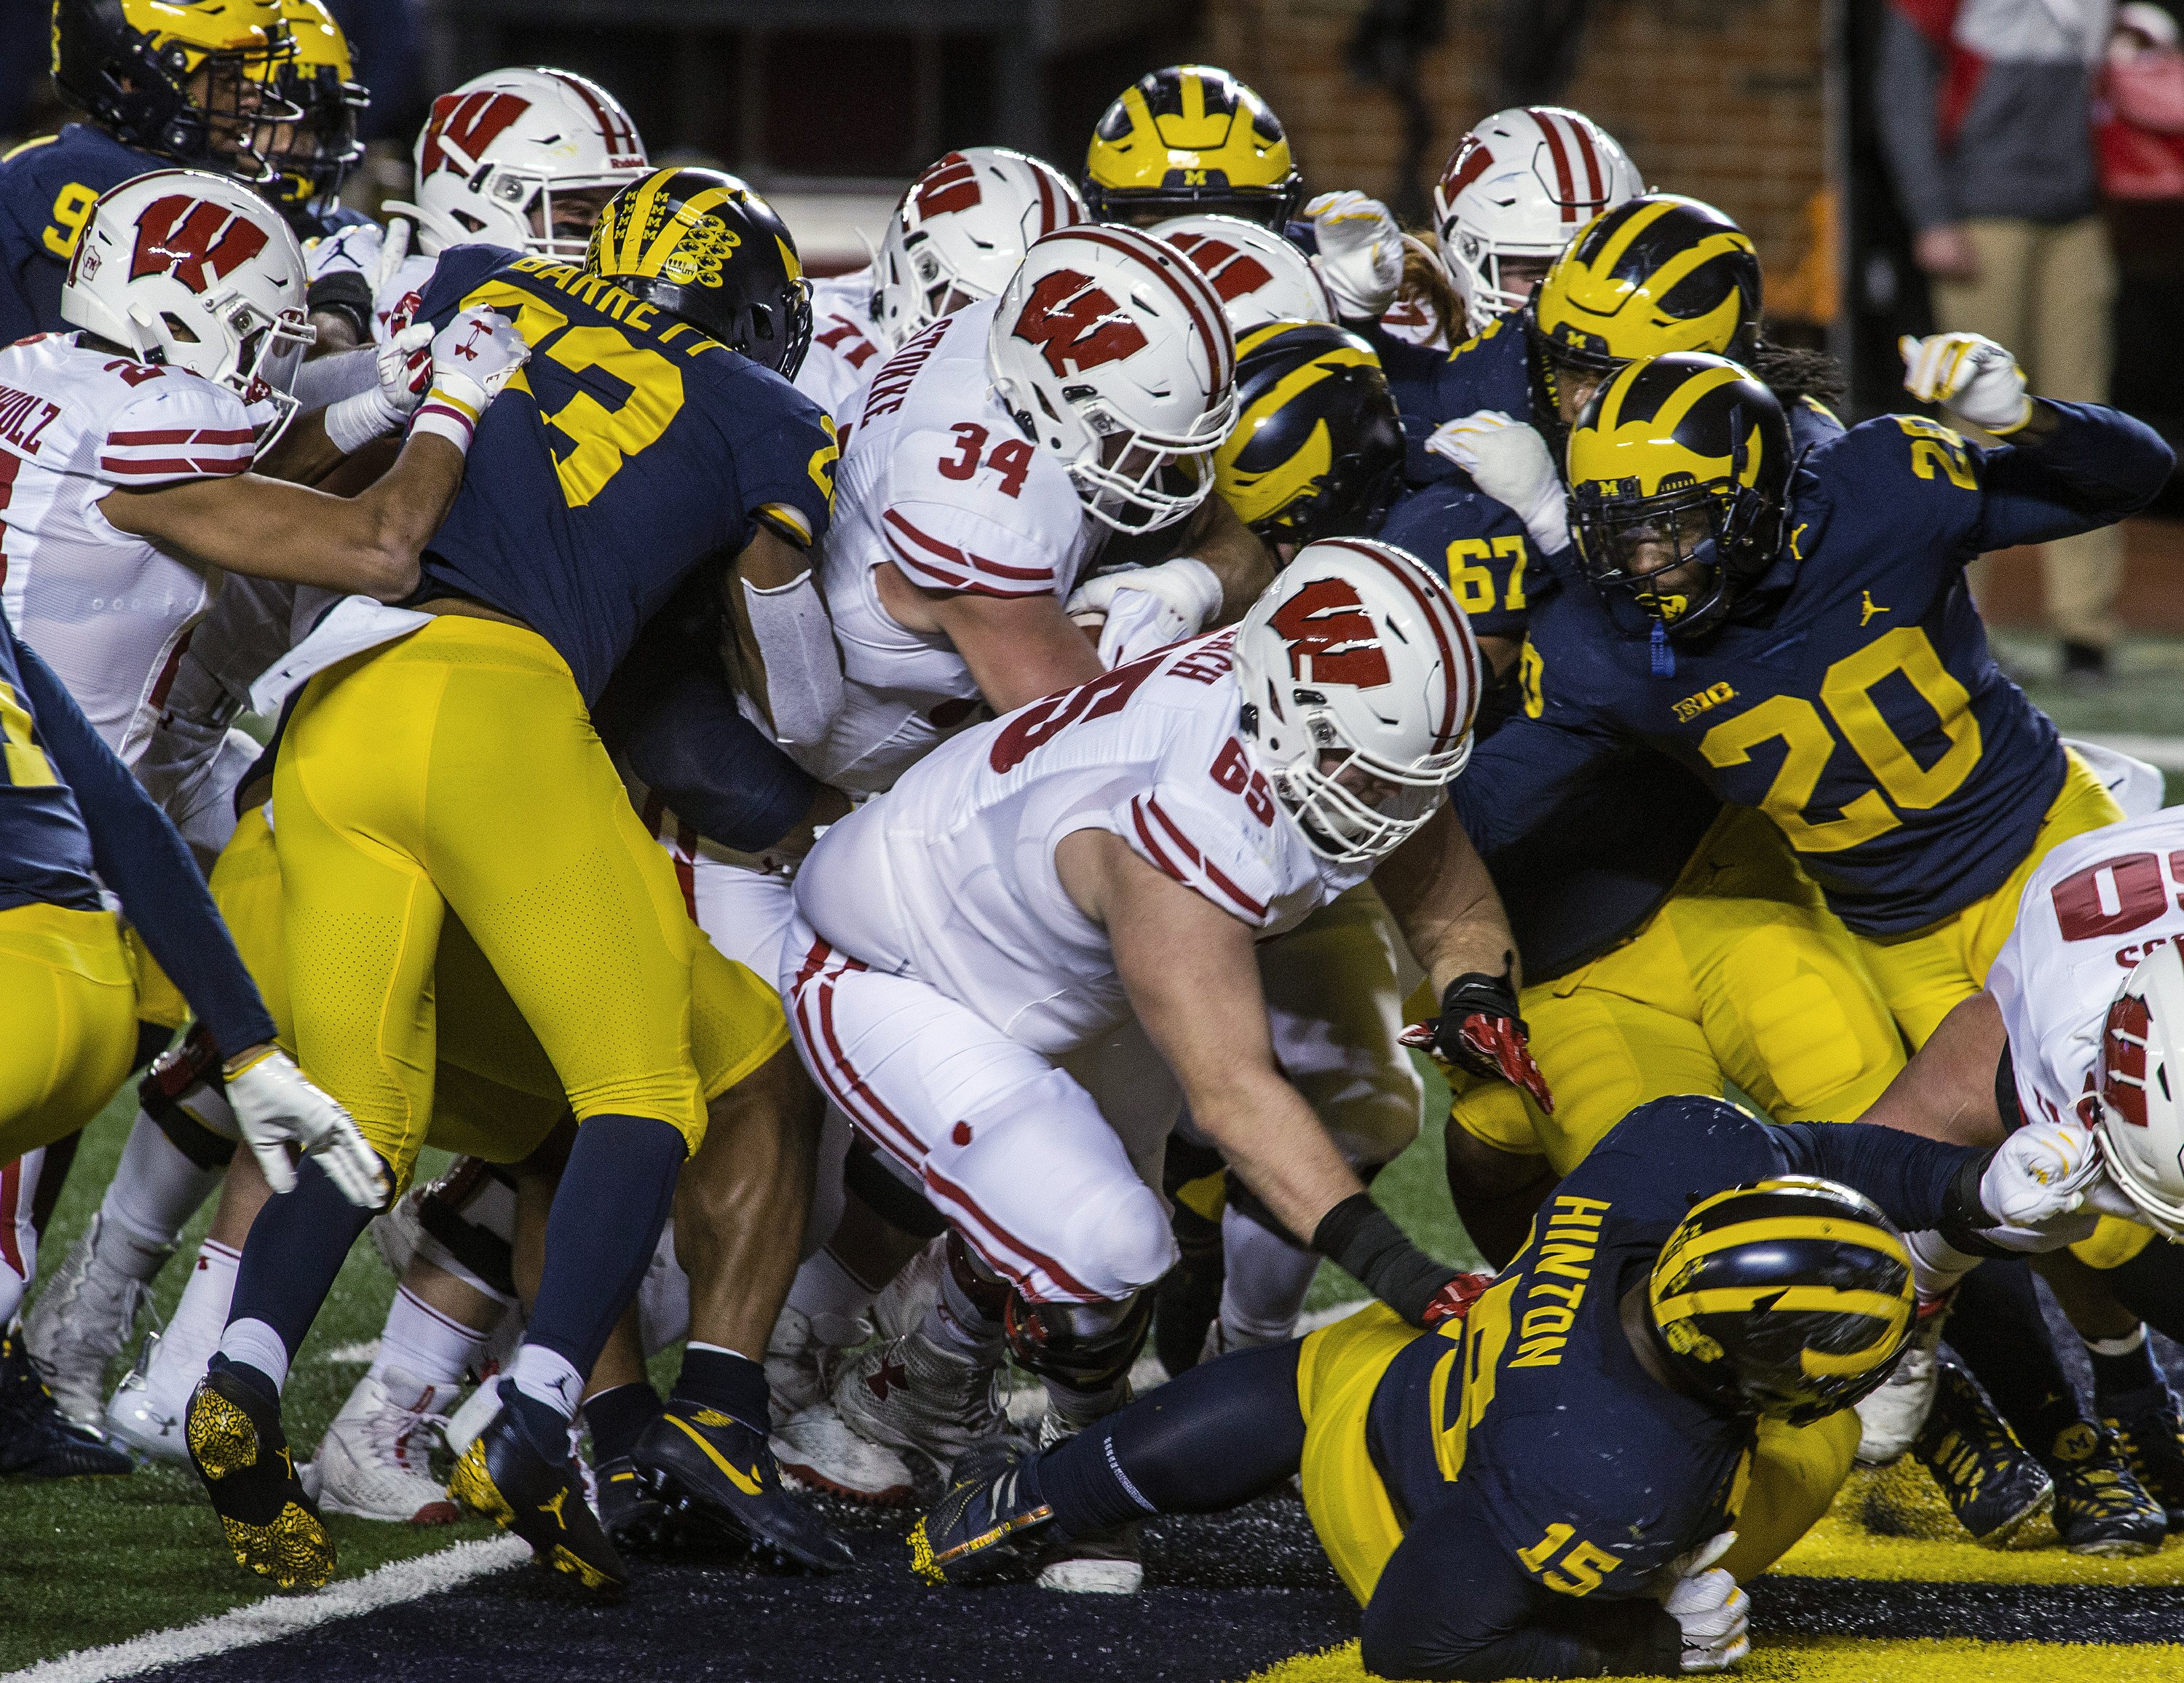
[139, 1026, 237, 1171]
[411, 1158, 519, 1299]
[1005, 1290, 1154, 1395]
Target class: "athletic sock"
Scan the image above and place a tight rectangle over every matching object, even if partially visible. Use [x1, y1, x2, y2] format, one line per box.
[219, 1157, 376, 1399]
[372, 1284, 488, 1391]
[209, 1330, 287, 1401]
[149, 1239, 240, 1408]
[786, 1246, 883, 1345]
[2087, 1326, 2166, 1405]
[583, 1380, 664, 1463]
[921, 1235, 1008, 1361]
[1035, 1419, 1147, 1537]
[523, 1115, 685, 1380]
[0, 1148, 42, 1328]
[1945, 1257, 2091, 1461]
[1216, 1203, 1318, 1347]
[674, 1341, 772, 1430]
[507, 1342, 584, 1421]
[101, 1114, 221, 1265]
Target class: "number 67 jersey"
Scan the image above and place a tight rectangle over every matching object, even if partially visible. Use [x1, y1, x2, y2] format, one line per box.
[1989, 809, 2184, 1130]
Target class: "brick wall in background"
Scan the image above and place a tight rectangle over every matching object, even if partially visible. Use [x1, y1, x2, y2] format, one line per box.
[1198, 0, 1829, 283]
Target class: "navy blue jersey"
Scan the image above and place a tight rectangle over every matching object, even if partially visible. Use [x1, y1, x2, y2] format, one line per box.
[411, 245, 839, 704]
[0, 125, 165, 344]
[1363, 1096, 1973, 1606]
[0, 610, 103, 914]
[1364, 312, 1530, 486]
[1457, 405, 2173, 933]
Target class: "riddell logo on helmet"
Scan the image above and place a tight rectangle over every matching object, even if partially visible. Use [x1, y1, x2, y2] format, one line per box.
[1268, 578, 1391, 687]
[912, 154, 982, 219]
[1163, 233, 1272, 304]
[2105, 994, 2153, 1128]
[128, 197, 269, 293]
[419, 90, 531, 178]
[1012, 270, 1150, 376]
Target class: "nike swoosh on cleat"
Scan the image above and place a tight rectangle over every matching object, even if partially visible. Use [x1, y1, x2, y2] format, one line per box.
[665, 1413, 764, 1494]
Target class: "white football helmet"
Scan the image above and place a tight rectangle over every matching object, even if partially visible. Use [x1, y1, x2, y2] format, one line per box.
[2096, 942, 2184, 1238]
[1150, 213, 1336, 334]
[63, 168, 312, 444]
[1433, 106, 1642, 339]
[874, 147, 1085, 351]
[1233, 537, 1480, 863]
[987, 223, 1237, 534]
[388, 67, 649, 260]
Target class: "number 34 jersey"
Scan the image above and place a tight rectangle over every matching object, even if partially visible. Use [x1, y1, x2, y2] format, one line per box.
[1988, 808, 2184, 1130]
[804, 296, 1095, 794]
[411, 244, 839, 705]
[1457, 403, 2174, 935]
[791, 630, 1370, 1053]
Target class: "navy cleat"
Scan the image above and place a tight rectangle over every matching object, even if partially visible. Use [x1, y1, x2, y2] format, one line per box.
[632, 1399, 853, 1572]
[1911, 1359, 2052, 1547]
[449, 1393, 627, 1598]
[909, 1441, 1059, 1586]
[597, 1454, 678, 1553]
[2102, 1380, 2184, 1531]
[2045, 1421, 2168, 1557]
[0, 1326, 132, 1481]
[184, 1368, 332, 1589]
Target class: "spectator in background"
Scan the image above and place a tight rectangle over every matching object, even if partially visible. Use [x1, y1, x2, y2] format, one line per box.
[1879, 0, 2124, 687]
[325, 0, 424, 215]
[2099, 3, 2184, 199]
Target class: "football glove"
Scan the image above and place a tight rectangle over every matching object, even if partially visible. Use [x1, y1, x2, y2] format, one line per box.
[1979, 1116, 2106, 1227]
[1064, 558, 1224, 668]
[1420, 1270, 1495, 1328]
[1424, 411, 1571, 555]
[1431, 971, 1554, 1114]
[321, 314, 434, 455]
[1304, 191, 1405, 322]
[411, 306, 532, 452]
[1663, 1566, 1750, 1673]
[223, 1046, 389, 1209]
[1899, 332, 2033, 435]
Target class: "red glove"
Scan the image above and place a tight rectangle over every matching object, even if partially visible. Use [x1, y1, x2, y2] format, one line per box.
[1420, 1270, 1495, 1328]
[1425, 971, 1555, 1114]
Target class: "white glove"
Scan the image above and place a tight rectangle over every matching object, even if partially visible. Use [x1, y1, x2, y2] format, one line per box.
[1662, 1566, 1750, 1673]
[223, 1047, 389, 1209]
[322, 320, 434, 454]
[375, 214, 413, 293]
[1064, 557, 1224, 669]
[1425, 410, 1571, 554]
[1304, 191, 1404, 321]
[1899, 332, 2033, 435]
[411, 306, 531, 451]
[1979, 1116, 2106, 1227]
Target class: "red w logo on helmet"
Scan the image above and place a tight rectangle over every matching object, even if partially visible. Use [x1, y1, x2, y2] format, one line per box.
[1268, 578, 1391, 687]
[2105, 994, 2154, 1128]
[912, 153, 982, 220]
[1165, 234, 1273, 304]
[1012, 269, 1149, 377]
[1438, 136, 1494, 205]
[419, 90, 531, 178]
[128, 197, 269, 293]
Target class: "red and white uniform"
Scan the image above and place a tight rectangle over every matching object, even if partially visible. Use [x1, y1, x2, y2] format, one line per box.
[1990, 809, 2184, 1130]
[0, 334, 255, 762]
[796, 268, 888, 432]
[799, 298, 1096, 795]
[780, 633, 1372, 1302]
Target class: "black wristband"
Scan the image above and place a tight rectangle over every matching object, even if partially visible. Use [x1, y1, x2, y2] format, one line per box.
[1440, 969, 1523, 1026]
[1313, 1192, 1458, 1326]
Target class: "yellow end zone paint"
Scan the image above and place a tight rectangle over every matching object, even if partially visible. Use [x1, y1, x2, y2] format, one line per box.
[1239, 1637, 2184, 1683]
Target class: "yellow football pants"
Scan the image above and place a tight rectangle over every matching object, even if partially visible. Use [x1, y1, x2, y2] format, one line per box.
[271, 617, 749, 1181]
[0, 902, 141, 1162]
[1452, 807, 1906, 1173]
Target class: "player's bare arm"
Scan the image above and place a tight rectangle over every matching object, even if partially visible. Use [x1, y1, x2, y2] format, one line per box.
[878, 561, 1105, 712]
[1856, 991, 2009, 1147]
[1174, 490, 1275, 621]
[1372, 801, 1519, 996]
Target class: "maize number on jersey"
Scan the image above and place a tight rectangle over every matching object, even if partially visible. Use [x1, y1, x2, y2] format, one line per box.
[1515, 1522, 1621, 1596]
[0, 684, 56, 788]
[1698, 627, 1982, 854]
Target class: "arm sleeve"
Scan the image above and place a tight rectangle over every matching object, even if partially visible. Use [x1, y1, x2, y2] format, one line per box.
[1353, 314, 1456, 388]
[609, 664, 820, 854]
[1874, 7, 1960, 231]
[12, 634, 277, 1058]
[1770, 1121, 1988, 1232]
[1452, 710, 1622, 856]
[1971, 403, 2178, 550]
[1361, 1494, 1684, 1681]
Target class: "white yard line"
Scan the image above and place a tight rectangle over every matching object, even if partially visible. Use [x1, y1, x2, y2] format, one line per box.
[4, 1536, 528, 1683]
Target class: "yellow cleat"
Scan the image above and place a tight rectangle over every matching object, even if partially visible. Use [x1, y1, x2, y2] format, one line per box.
[448, 1395, 627, 1599]
[184, 1371, 334, 1591]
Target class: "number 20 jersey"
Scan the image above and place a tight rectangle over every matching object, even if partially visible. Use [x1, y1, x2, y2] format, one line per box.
[804, 296, 1096, 793]
[791, 630, 1371, 1053]
[1988, 808, 2184, 1131]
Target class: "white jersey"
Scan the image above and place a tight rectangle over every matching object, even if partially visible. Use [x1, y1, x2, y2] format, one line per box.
[802, 297, 1095, 794]
[1990, 810, 2184, 1130]
[0, 334, 256, 761]
[796, 268, 888, 432]
[306, 218, 441, 343]
[793, 630, 1370, 1053]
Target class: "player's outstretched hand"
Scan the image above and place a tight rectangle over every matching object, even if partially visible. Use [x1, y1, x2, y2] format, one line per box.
[1663, 1566, 1750, 1673]
[1979, 1116, 2105, 1227]
[1899, 332, 2033, 435]
[1430, 971, 1556, 1114]
[1305, 191, 1404, 322]
[412, 306, 532, 451]
[1425, 410, 1572, 553]
[223, 1046, 389, 1209]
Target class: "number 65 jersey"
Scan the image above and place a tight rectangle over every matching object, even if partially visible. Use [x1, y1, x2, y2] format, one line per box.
[801, 296, 1096, 793]
[790, 631, 1372, 1053]
[1988, 809, 2184, 1130]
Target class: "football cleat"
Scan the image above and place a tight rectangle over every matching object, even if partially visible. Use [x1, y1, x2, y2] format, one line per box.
[764, 1305, 842, 1420]
[2044, 1420, 2168, 1556]
[772, 1402, 916, 1507]
[872, 1238, 950, 1341]
[23, 1214, 162, 1428]
[632, 1399, 853, 1572]
[1854, 1294, 1948, 1466]
[596, 1454, 678, 1553]
[831, 1328, 1009, 1481]
[909, 1441, 1057, 1586]
[1035, 1524, 1142, 1595]
[184, 1369, 333, 1588]
[311, 1369, 458, 1524]
[105, 1350, 191, 1463]
[1911, 1359, 2053, 1547]
[448, 1396, 626, 1598]
[2102, 1379, 2184, 1529]
[0, 1326, 132, 1481]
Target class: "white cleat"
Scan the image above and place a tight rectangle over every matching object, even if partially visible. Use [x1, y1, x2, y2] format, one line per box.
[831, 1328, 1008, 1482]
[440, 1376, 504, 1464]
[1035, 1529, 1144, 1595]
[23, 1216, 160, 1429]
[312, 1368, 459, 1524]
[871, 1238, 949, 1341]
[773, 1401, 917, 1506]
[1856, 1304, 1947, 1466]
[103, 1353, 191, 1464]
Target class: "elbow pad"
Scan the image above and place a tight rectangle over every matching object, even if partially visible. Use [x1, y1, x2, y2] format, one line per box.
[743, 571, 844, 750]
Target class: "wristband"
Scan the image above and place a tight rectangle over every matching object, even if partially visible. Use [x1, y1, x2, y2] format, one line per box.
[409, 381, 483, 452]
[1312, 1192, 1458, 1326]
[221, 1044, 278, 1082]
[323, 386, 405, 455]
